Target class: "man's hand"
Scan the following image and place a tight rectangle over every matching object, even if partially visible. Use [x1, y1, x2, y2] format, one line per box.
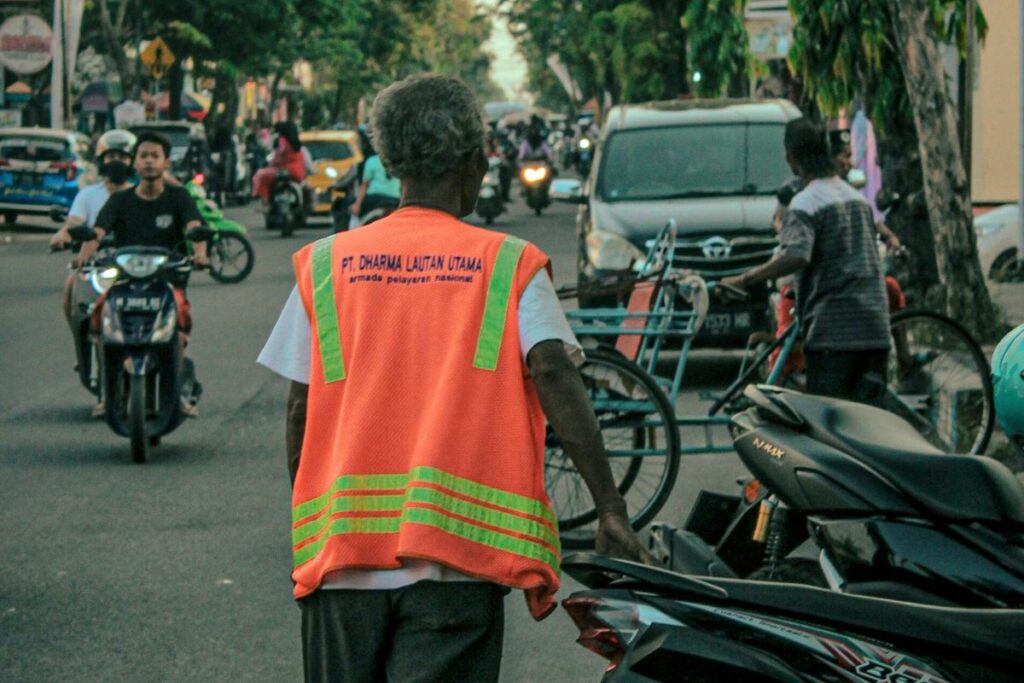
[718, 274, 747, 292]
[349, 201, 361, 217]
[49, 228, 71, 251]
[595, 509, 657, 565]
[192, 252, 210, 269]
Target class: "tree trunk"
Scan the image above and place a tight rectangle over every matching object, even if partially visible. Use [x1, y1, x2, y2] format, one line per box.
[875, 117, 943, 309]
[98, 0, 134, 99]
[887, 0, 998, 339]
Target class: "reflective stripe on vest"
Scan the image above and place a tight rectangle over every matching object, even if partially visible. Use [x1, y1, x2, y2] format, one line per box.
[290, 465, 560, 572]
[310, 234, 528, 380]
[311, 236, 346, 382]
[473, 235, 527, 371]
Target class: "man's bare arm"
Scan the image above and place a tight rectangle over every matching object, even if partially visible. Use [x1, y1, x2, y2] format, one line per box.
[528, 340, 654, 563]
[286, 381, 308, 486]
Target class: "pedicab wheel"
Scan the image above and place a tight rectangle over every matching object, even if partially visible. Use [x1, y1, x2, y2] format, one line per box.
[545, 347, 681, 550]
[128, 374, 148, 464]
[208, 232, 255, 284]
[885, 309, 995, 455]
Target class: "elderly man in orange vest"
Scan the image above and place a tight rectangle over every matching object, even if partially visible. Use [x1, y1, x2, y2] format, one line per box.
[258, 74, 651, 683]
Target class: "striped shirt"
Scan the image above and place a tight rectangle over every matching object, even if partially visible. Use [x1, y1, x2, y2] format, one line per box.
[780, 177, 890, 351]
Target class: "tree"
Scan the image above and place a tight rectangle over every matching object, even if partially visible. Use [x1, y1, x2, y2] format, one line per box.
[886, 0, 996, 336]
[682, 0, 751, 97]
[788, 0, 997, 337]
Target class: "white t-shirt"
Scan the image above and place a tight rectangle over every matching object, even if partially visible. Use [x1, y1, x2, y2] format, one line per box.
[68, 183, 112, 227]
[258, 270, 581, 589]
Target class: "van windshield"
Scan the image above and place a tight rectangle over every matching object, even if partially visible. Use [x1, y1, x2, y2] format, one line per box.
[597, 124, 791, 202]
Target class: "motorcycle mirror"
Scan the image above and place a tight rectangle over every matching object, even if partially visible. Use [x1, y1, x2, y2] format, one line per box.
[50, 204, 69, 223]
[846, 169, 868, 189]
[67, 225, 97, 242]
[187, 225, 215, 243]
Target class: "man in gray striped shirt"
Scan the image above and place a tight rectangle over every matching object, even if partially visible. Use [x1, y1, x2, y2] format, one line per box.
[722, 118, 890, 403]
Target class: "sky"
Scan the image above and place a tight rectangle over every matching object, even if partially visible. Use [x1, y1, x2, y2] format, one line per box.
[479, 0, 528, 101]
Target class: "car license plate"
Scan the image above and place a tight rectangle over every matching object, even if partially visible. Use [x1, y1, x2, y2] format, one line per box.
[706, 312, 754, 336]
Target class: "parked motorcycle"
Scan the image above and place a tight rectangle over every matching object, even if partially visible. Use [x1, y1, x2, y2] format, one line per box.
[561, 552, 1024, 682]
[70, 224, 211, 463]
[519, 161, 553, 216]
[476, 157, 505, 225]
[186, 177, 255, 284]
[266, 170, 305, 237]
[575, 136, 594, 177]
[651, 384, 1024, 609]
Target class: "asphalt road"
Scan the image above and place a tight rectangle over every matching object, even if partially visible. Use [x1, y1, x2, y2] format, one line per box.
[0, 195, 746, 682]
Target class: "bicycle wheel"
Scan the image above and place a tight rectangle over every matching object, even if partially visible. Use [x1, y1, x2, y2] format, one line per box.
[208, 233, 255, 284]
[885, 309, 995, 454]
[545, 347, 680, 549]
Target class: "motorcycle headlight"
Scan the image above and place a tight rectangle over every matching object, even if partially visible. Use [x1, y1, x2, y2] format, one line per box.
[101, 300, 123, 343]
[578, 138, 592, 150]
[325, 166, 338, 179]
[586, 230, 646, 271]
[89, 266, 119, 295]
[483, 173, 495, 185]
[150, 302, 178, 343]
[522, 166, 549, 184]
[116, 253, 168, 279]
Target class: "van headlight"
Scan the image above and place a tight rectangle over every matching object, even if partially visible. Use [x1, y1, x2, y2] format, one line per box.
[325, 167, 338, 179]
[586, 230, 646, 270]
[976, 220, 1005, 238]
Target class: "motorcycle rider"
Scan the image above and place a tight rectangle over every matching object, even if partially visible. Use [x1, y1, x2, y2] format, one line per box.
[50, 130, 138, 322]
[251, 121, 307, 209]
[517, 116, 553, 165]
[78, 131, 208, 416]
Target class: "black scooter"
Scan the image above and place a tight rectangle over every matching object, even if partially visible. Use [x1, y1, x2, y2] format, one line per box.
[562, 552, 1024, 682]
[653, 385, 1024, 608]
[74, 225, 211, 463]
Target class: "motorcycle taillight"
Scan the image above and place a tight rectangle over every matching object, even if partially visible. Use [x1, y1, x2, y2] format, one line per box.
[562, 596, 639, 669]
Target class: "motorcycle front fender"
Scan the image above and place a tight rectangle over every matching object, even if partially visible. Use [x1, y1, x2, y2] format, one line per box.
[123, 352, 151, 377]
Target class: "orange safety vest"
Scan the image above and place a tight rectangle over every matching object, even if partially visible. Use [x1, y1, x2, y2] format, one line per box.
[290, 207, 561, 620]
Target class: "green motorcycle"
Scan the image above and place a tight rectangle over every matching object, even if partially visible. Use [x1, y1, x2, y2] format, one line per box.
[186, 178, 255, 284]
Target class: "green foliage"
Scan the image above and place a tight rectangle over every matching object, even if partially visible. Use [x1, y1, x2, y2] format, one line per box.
[682, 0, 751, 97]
[787, 0, 986, 130]
[505, 0, 749, 110]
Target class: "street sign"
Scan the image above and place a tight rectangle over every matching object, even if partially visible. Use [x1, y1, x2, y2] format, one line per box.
[0, 13, 51, 74]
[141, 36, 174, 79]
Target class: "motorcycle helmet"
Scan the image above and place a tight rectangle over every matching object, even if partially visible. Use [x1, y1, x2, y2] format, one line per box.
[95, 129, 137, 160]
[992, 323, 1024, 452]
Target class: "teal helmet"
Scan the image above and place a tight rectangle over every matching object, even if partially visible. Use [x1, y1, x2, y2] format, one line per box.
[992, 323, 1024, 450]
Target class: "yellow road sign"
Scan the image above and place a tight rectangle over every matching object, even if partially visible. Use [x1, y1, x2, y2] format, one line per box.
[141, 37, 175, 69]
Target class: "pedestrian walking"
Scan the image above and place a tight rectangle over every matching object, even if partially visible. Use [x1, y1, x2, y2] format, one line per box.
[722, 118, 890, 403]
[258, 74, 651, 683]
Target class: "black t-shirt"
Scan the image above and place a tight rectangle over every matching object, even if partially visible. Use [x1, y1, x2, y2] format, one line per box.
[96, 185, 201, 251]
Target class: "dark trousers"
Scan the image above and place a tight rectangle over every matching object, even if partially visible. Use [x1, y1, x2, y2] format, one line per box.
[301, 582, 506, 683]
[805, 348, 889, 405]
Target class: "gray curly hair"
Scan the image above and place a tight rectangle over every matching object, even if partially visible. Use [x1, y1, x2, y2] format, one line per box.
[369, 74, 486, 181]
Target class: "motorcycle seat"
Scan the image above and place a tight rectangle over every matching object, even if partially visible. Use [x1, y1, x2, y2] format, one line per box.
[564, 554, 1024, 666]
[757, 387, 1024, 524]
[709, 575, 1024, 667]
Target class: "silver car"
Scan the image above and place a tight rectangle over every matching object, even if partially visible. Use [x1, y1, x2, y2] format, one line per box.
[573, 99, 801, 346]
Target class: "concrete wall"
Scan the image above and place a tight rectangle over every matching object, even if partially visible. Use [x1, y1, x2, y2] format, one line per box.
[973, 0, 1020, 204]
